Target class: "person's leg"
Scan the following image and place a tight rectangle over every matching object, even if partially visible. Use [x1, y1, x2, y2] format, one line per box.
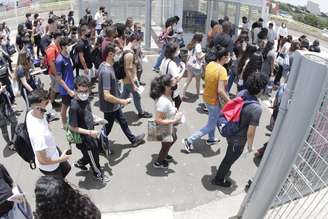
[87, 144, 102, 177]
[2, 77, 15, 104]
[131, 89, 143, 115]
[182, 70, 193, 98]
[60, 103, 69, 127]
[158, 142, 173, 162]
[121, 83, 131, 99]
[214, 142, 245, 182]
[104, 112, 116, 136]
[195, 74, 201, 96]
[114, 109, 136, 143]
[59, 161, 71, 178]
[187, 104, 219, 144]
[153, 47, 165, 70]
[274, 65, 283, 86]
[227, 70, 235, 93]
[0, 125, 10, 144]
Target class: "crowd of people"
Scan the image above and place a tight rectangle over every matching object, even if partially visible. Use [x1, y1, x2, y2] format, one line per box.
[0, 6, 324, 218]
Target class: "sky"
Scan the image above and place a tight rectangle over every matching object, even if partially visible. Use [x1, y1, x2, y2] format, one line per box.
[278, 0, 328, 13]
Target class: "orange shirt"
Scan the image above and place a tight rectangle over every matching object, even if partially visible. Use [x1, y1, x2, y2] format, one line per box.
[46, 43, 60, 75]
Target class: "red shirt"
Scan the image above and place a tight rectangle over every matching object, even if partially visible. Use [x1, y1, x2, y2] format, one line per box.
[46, 43, 60, 75]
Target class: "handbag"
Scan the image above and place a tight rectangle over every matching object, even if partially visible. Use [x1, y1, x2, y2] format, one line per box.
[65, 116, 82, 145]
[187, 48, 203, 75]
[147, 120, 173, 142]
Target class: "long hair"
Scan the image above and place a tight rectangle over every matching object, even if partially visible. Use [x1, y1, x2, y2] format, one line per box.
[187, 33, 203, 51]
[35, 176, 101, 219]
[16, 49, 31, 78]
[237, 44, 257, 76]
[150, 74, 172, 100]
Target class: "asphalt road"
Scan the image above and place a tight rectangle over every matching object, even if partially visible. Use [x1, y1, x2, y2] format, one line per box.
[0, 55, 272, 213]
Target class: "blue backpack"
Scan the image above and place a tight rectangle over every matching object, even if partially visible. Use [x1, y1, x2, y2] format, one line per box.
[217, 95, 258, 138]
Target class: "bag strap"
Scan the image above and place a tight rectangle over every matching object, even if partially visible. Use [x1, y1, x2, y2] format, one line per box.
[165, 60, 171, 75]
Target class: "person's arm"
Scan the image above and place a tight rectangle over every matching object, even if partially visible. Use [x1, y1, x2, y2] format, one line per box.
[246, 125, 257, 152]
[20, 77, 33, 92]
[217, 80, 230, 103]
[124, 53, 137, 90]
[103, 90, 130, 105]
[35, 149, 70, 165]
[70, 126, 99, 139]
[155, 111, 181, 125]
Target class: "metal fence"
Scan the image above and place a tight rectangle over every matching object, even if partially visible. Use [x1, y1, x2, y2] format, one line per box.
[265, 88, 328, 219]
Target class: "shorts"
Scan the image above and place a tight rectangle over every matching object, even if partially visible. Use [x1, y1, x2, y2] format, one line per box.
[50, 75, 59, 92]
[61, 95, 72, 106]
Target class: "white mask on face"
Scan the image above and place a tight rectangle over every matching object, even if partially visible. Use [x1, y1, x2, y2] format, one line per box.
[174, 49, 180, 57]
[77, 92, 89, 101]
[242, 42, 247, 51]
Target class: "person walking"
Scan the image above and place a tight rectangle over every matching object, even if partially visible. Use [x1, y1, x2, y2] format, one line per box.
[150, 74, 183, 168]
[183, 47, 231, 152]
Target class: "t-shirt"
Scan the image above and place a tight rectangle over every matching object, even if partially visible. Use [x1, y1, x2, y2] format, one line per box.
[69, 99, 94, 130]
[160, 58, 182, 98]
[213, 33, 234, 54]
[227, 90, 262, 145]
[261, 49, 275, 77]
[26, 111, 60, 172]
[203, 62, 228, 105]
[55, 53, 74, 96]
[0, 164, 13, 217]
[156, 95, 177, 120]
[40, 34, 52, 55]
[76, 39, 93, 69]
[187, 43, 202, 57]
[98, 62, 121, 113]
[267, 29, 277, 43]
[101, 37, 113, 60]
[46, 43, 60, 75]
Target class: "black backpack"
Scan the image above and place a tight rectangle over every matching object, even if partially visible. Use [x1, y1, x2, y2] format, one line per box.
[70, 44, 80, 69]
[113, 50, 132, 80]
[13, 118, 36, 169]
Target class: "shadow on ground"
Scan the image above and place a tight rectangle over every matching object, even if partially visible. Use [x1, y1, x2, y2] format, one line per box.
[180, 139, 221, 158]
[145, 154, 176, 177]
[201, 166, 238, 195]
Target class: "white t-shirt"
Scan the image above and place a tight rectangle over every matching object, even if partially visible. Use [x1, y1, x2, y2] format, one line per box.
[160, 58, 182, 98]
[94, 11, 103, 27]
[156, 95, 177, 120]
[187, 43, 202, 57]
[26, 111, 60, 172]
[277, 27, 288, 38]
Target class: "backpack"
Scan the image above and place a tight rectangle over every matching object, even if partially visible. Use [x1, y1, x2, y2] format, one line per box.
[70, 44, 80, 69]
[12, 119, 36, 169]
[217, 95, 258, 138]
[113, 50, 132, 80]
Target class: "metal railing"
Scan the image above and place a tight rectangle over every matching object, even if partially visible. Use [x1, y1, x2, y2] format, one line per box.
[265, 89, 328, 219]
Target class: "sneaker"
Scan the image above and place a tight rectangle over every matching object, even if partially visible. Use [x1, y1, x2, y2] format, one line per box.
[74, 162, 88, 171]
[202, 104, 208, 112]
[206, 139, 219, 146]
[165, 155, 173, 162]
[183, 138, 193, 153]
[211, 179, 232, 188]
[7, 142, 16, 151]
[152, 67, 160, 73]
[153, 160, 169, 168]
[131, 133, 145, 147]
[138, 112, 153, 119]
[95, 173, 110, 183]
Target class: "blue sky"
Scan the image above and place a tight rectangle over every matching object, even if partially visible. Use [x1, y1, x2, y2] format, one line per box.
[278, 0, 328, 13]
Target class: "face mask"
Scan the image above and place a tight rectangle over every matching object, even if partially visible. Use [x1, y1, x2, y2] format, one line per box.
[77, 92, 89, 101]
[242, 42, 247, 51]
[226, 57, 231, 64]
[174, 49, 180, 57]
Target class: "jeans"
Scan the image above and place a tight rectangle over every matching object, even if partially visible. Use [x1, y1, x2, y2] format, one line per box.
[227, 70, 235, 93]
[214, 141, 245, 182]
[0, 77, 15, 104]
[121, 82, 143, 115]
[187, 104, 220, 143]
[40, 148, 71, 178]
[153, 46, 165, 69]
[104, 109, 136, 143]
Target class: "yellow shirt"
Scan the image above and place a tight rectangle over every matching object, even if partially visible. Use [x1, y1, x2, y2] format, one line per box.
[203, 61, 228, 105]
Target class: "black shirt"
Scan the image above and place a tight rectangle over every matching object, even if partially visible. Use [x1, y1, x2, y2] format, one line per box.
[76, 39, 93, 69]
[69, 98, 94, 130]
[25, 20, 33, 31]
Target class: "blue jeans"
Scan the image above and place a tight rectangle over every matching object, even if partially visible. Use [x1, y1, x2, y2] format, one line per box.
[153, 46, 165, 70]
[187, 104, 220, 143]
[121, 82, 143, 114]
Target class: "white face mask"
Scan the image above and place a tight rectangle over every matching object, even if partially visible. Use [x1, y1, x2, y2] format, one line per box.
[242, 42, 247, 51]
[174, 49, 180, 57]
[77, 92, 89, 101]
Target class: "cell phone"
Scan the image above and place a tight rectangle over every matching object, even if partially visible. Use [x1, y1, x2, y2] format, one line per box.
[66, 149, 72, 155]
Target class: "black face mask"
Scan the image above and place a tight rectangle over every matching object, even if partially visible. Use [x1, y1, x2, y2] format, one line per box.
[85, 33, 91, 38]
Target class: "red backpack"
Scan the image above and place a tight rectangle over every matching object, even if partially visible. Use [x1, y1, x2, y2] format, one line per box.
[217, 95, 258, 138]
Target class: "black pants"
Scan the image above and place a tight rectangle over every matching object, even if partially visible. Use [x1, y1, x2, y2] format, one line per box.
[76, 136, 101, 176]
[214, 141, 245, 182]
[104, 109, 136, 143]
[0, 77, 15, 104]
[34, 35, 42, 57]
[40, 149, 71, 178]
[274, 65, 283, 86]
[173, 95, 182, 110]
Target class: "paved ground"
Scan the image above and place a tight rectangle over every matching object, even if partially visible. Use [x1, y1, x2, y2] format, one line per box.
[0, 55, 272, 214]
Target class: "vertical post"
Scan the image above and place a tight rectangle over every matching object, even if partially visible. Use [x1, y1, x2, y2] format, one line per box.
[160, 0, 164, 27]
[144, 0, 152, 50]
[248, 5, 252, 22]
[224, 2, 228, 17]
[235, 3, 241, 37]
[205, 0, 213, 35]
[78, 0, 83, 22]
[237, 52, 328, 219]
